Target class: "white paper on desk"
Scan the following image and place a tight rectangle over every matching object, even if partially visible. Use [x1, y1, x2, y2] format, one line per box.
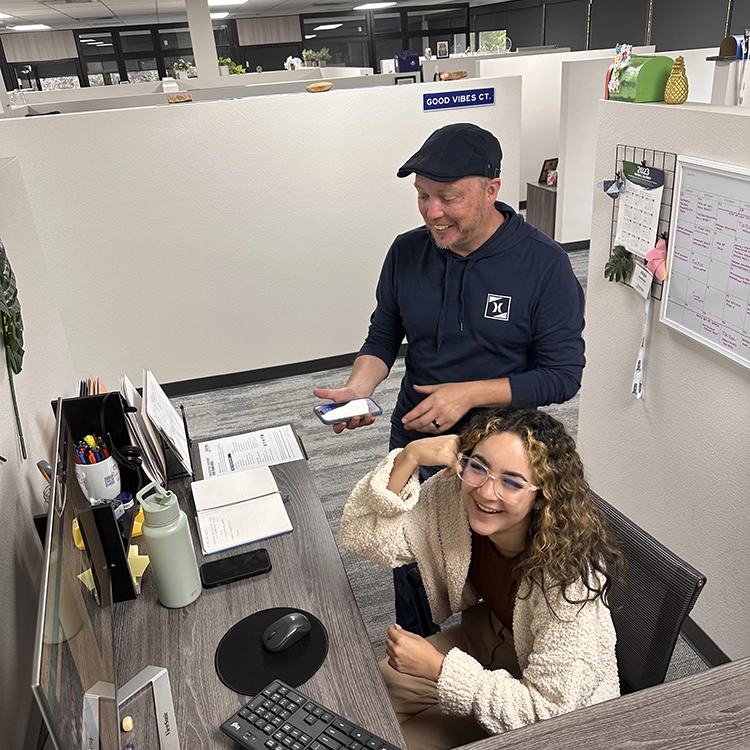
[198, 424, 304, 478]
[191, 466, 278, 512]
[196, 493, 293, 555]
[143, 369, 192, 475]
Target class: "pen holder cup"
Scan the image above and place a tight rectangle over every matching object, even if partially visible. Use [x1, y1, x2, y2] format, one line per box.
[75, 456, 121, 503]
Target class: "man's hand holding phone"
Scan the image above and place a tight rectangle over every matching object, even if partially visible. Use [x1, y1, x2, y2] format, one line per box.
[313, 387, 382, 433]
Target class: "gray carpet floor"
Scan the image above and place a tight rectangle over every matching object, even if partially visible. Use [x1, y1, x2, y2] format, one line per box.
[175, 249, 707, 678]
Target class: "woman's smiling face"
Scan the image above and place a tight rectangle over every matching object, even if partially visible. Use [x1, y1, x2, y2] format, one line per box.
[460, 431, 540, 554]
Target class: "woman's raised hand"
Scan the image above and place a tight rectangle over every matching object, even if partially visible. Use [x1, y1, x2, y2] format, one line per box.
[387, 435, 460, 494]
[402, 435, 461, 473]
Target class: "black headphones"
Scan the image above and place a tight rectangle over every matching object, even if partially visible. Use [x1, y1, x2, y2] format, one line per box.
[99, 391, 143, 470]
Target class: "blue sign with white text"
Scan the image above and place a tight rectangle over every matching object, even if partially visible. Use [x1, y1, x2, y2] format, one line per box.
[423, 88, 495, 111]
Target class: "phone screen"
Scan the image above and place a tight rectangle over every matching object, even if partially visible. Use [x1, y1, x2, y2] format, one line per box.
[314, 398, 382, 424]
[200, 548, 272, 588]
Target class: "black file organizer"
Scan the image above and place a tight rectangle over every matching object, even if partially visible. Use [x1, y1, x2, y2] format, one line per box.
[51, 393, 193, 604]
[56, 394, 141, 604]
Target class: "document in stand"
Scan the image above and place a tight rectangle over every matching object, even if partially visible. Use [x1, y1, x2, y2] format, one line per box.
[143, 369, 192, 475]
[119, 374, 167, 485]
[191, 467, 293, 555]
[198, 424, 304, 478]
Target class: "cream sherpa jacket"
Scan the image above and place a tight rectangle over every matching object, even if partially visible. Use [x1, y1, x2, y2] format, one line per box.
[339, 449, 620, 735]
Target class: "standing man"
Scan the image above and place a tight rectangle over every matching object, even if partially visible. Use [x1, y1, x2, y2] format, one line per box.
[314, 123, 585, 633]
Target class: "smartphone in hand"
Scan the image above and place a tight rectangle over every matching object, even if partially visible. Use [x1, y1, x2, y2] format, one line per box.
[314, 398, 382, 425]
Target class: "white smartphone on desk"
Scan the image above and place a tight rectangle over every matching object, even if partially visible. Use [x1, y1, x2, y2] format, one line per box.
[314, 398, 382, 425]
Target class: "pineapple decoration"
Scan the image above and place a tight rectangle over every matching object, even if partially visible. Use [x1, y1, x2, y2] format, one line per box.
[664, 56, 689, 104]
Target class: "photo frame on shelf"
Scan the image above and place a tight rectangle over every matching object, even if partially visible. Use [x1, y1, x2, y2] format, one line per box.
[436, 41, 449, 59]
[395, 74, 417, 85]
[538, 158, 559, 184]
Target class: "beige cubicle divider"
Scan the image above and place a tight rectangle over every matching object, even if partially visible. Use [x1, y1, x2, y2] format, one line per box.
[556, 47, 714, 245]
[0, 157, 77, 750]
[476, 48, 650, 192]
[578, 98, 750, 661]
[0, 74, 522, 388]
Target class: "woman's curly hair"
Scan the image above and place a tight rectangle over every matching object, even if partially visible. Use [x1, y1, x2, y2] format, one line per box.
[459, 406, 623, 610]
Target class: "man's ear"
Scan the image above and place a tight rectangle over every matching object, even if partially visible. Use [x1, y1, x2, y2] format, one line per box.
[488, 177, 501, 201]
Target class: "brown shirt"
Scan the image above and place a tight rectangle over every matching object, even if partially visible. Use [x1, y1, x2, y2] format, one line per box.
[467, 531, 522, 632]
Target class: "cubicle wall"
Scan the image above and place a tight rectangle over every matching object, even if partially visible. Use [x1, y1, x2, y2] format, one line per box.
[578, 99, 750, 659]
[0, 158, 77, 750]
[0, 75, 521, 389]
[556, 47, 715, 244]
[477, 47, 655, 192]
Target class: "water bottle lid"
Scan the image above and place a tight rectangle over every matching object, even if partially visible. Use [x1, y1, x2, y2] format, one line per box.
[140, 494, 181, 526]
[137, 480, 181, 527]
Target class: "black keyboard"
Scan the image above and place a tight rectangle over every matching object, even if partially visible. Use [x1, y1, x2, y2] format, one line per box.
[220, 679, 402, 750]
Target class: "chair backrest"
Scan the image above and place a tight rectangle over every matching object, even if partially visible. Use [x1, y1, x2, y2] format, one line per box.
[590, 490, 706, 694]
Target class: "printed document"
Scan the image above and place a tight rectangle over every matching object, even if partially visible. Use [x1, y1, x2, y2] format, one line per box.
[143, 369, 192, 475]
[198, 424, 304, 478]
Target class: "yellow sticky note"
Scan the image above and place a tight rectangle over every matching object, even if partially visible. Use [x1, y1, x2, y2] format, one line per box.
[128, 544, 150, 579]
[132, 507, 144, 537]
[72, 519, 85, 550]
[78, 569, 96, 592]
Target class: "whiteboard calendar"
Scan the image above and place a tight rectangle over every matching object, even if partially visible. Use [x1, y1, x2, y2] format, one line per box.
[662, 156, 750, 369]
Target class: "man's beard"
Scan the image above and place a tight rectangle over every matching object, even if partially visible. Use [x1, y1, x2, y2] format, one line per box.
[429, 204, 488, 250]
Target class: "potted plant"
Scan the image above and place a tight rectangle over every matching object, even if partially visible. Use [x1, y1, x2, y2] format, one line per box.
[173, 59, 190, 79]
[218, 57, 246, 75]
[316, 47, 331, 68]
[302, 49, 316, 67]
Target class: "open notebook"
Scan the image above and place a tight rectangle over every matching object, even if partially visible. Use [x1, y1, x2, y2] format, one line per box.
[191, 467, 293, 554]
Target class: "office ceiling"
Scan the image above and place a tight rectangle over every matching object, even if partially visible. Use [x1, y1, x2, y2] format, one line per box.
[0, 0, 511, 29]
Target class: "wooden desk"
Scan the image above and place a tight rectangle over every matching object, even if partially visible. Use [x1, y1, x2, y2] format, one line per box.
[464, 658, 750, 750]
[525, 182, 557, 240]
[112, 450, 750, 750]
[114, 458, 404, 749]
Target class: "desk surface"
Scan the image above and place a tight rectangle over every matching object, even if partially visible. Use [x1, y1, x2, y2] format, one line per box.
[113, 449, 750, 750]
[115, 458, 404, 749]
[465, 656, 750, 750]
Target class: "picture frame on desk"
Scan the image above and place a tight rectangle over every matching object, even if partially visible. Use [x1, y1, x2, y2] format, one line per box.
[395, 74, 418, 85]
[436, 41, 449, 59]
[538, 158, 559, 184]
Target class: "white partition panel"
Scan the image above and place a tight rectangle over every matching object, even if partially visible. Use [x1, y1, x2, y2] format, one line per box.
[556, 48, 713, 244]
[0, 76, 521, 389]
[579, 99, 750, 659]
[478, 48, 654, 198]
[0, 157, 77, 750]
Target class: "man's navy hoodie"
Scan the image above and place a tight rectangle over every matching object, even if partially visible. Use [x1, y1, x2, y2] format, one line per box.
[358, 202, 586, 433]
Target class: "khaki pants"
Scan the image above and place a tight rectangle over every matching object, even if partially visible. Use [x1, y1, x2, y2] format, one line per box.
[380, 602, 521, 750]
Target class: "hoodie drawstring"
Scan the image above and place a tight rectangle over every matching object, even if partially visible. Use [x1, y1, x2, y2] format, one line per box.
[436, 256, 475, 350]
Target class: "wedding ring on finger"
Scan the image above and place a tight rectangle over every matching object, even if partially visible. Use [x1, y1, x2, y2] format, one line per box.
[432, 420, 441, 429]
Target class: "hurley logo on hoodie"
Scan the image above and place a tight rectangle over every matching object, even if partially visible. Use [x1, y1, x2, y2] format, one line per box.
[485, 294, 511, 321]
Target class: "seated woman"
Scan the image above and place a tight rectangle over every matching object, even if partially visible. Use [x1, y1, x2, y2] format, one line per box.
[339, 407, 622, 750]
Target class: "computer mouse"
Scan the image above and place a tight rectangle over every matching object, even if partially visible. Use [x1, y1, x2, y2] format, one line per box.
[262, 612, 311, 652]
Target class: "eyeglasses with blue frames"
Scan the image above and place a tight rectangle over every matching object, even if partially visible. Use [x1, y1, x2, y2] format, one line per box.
[456, 453, 540, 503]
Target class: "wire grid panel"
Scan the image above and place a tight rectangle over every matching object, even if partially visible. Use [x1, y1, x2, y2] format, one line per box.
[608, 145, 677, 300]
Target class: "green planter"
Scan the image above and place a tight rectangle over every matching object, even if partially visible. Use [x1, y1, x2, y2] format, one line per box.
[608, 55, 674, 103]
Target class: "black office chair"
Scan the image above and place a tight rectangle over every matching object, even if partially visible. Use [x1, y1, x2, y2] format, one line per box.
[589, 490, 706, 693]
[406, 490, 706, 695]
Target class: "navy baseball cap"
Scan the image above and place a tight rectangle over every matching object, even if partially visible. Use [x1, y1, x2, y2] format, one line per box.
[397, 123, 503, 182]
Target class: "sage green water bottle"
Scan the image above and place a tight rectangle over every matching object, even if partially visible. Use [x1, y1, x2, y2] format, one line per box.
[137, 481, 202, 608]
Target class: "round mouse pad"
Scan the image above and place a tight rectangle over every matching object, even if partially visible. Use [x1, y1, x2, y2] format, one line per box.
[215, 607, 328, 695]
